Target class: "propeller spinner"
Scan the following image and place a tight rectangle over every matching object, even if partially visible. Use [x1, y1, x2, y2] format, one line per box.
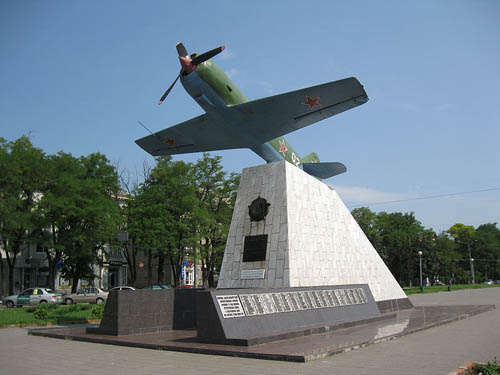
[157, 42, 225, 105]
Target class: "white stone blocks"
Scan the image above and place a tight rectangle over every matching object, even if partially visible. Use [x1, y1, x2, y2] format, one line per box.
[217, 161, 407, 302]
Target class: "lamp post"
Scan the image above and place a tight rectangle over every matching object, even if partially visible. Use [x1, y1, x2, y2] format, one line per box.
[418, 251, 423, 292]
[470, 258, 475, 284]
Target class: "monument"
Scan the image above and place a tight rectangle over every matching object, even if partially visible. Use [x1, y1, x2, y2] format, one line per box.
[195, 161, 412, 344]
[30, 43, 494, 362]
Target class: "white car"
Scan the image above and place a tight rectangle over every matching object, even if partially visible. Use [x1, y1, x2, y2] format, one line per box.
[63, 287, 108, 305]
[110, 286, 136, 291]
[2, 288, 62, 308]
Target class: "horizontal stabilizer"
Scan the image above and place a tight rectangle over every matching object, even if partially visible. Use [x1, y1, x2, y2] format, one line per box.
[301, 152, 320, 164]
[302, 162, 347, 179]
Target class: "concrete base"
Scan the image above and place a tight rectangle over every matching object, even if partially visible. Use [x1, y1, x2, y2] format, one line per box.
[196, 285, 382, 345]
[30, 304, 495, 362]
[87, 289, 196, 336]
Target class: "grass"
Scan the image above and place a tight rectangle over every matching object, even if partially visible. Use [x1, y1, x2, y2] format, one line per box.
[0, 303, 100, 327]
[405, 283, 500, 295]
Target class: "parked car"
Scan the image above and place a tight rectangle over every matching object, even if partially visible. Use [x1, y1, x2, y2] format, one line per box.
[110, 286, 136, 291]
[142, 285, 171, 290]
[175, 285, 193, 289]
[484, 280, 494, 285]
[2, 288, 62, 308]
[63, 287, 108, 305]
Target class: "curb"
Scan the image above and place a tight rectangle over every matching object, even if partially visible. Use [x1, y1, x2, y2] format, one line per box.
[447, 362, 474, 375]
[0, 319, 101, 329]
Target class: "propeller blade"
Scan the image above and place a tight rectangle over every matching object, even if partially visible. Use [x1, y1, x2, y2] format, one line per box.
[191, 45, 225, 65]
[176, 42, 188, 57]
[157, 70, 182, 105]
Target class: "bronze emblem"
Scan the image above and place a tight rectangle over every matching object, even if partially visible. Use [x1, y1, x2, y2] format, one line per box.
[248, 196, 270, 222]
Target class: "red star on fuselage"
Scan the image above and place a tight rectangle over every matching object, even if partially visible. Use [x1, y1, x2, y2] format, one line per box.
[301, 95, 321, 111]
[279, 140, 288, 156]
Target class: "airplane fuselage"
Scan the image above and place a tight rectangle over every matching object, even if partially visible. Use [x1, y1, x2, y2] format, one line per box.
[180, 60, 314, 168]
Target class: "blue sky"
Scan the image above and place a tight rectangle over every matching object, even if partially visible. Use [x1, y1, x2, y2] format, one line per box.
[1, 1, 499, 232]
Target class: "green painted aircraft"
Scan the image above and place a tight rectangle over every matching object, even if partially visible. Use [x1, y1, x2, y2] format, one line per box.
[136, 43, 368, 179]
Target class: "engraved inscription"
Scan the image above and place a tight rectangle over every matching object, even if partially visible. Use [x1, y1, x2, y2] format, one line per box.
[240, 269, 266, 279]
[222, 288, 369, 318]
[216, 295, 245, 318]
[239, 294, 258, 316]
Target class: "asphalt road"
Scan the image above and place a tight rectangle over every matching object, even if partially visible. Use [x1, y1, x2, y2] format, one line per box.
[0, 287, 499, 375]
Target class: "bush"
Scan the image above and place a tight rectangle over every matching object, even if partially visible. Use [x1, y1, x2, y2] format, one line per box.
[91, 304, 104, 318]
[466, 358, 500, 375]
[33, 305, 49, 320]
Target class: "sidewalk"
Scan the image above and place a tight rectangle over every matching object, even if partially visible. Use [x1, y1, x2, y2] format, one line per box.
[0, 287, 499, 375]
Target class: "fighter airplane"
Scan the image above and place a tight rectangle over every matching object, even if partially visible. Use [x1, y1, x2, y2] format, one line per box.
[135, 43, 368, 179]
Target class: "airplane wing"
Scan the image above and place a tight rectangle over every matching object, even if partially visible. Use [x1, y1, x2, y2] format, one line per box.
[135, 113, 248, 156]
[136, 77, 367, 157]
[231, 77, 368, 143]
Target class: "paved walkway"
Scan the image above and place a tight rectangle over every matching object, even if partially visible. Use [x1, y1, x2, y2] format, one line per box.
[0, 288, 499, 375]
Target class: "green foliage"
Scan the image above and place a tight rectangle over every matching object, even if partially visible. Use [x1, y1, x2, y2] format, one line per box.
[91, 304, 104, 318]
[466, 358, 500, 375]
[64, 303, 92, 312]
[0, 304, 99, 326]
[193, 153, 239, 287]
[0, 137, 47, 294]
[405, 283, 500, 295]
[33, 305, 49, 320]
[351, 207, 500, 287]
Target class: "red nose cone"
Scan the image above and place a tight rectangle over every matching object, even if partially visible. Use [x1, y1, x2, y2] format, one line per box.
[179, 56, 196, 74]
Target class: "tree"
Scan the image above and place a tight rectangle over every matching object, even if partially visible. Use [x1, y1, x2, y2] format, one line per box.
[133, 157, 201, 287]
[193, 153, 239, 288]
[447, 223, 477, 283]
[0, 137, 46, 294]
[33, 152, 82, 290]
[474, 223, 500, 281]
[35, 152, 122, 292]
[351, 207, 381, 252]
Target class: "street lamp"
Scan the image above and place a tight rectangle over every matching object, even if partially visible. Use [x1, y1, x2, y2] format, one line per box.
[418, 251, 423, 292]
[470, 258, 475, 284]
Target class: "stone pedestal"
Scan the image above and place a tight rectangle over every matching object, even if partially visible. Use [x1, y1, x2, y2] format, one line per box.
[217, 161, 409, 307]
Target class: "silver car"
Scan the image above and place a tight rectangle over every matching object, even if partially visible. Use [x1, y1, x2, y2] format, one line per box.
[63, 287, 108, 305]
[110, 286, 136, 291]
[2, 288, 62, 308]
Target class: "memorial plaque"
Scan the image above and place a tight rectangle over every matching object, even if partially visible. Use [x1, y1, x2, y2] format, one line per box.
[240, 269, 266, 279]
[239, 294, 258, 316]
[216, 295, 245, 318]
[282, 293, 295, 312]
[289, 292, 302, 311]
[351, 289, 362, 304]
[252, 294, 266, 315]
[345, 289, 355, 305]
[316, 291, 328, 308]
[261, 293, 277, 314]
[335, 290, 346, 306]
[319, 291, 330, 307]
[308, 291, 321, 308]
[358, 288, 368, 303]
[298, 292, 312, 309]
[220, 288, 369, 318]
[242, 234, 268, 262]
[271, 293, 285, 313]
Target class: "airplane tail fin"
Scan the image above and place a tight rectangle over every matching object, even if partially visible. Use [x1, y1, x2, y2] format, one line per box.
[302, 162, 347, 179]
[301, 152, 320, 164]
